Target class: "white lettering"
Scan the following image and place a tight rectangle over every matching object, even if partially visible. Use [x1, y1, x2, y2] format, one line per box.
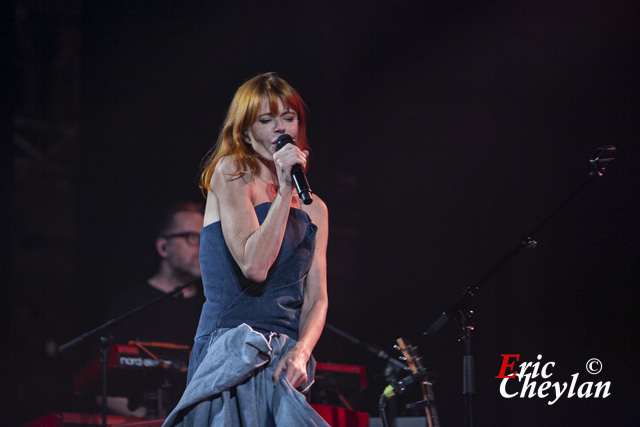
[500, 378, 519, 398]
[498, 356, 612, 405]
[118, 356, 160, 368]
[541, 362, 555, 379]
[577, 381, 593, 398]
[548, 381, 568, 405]
[520, 375, 537, 398]
[568, 373, 579, 398]
[530, 354, 543, 378]
[518, 361, 533, 380]
[537, 381, 551, 398]
[594, 382, 611, 398]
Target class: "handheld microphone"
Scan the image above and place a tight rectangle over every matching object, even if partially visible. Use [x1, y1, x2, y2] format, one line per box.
[276, 134, 313, 205]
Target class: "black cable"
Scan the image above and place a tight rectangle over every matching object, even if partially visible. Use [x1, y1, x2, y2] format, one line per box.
[379, 394, 389, 427]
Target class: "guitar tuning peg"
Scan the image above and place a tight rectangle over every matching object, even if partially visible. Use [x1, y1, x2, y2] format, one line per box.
[393, 345, 400, 350]
[399, 356, 407, 361]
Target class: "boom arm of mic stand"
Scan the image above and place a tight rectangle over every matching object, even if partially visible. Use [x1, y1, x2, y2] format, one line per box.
[324, 323, 406, 369]
[59, 278, 200, 353]
[422, 145, 616, 427]
[424, 145, 617, 337]
[424, 237, 528, 337]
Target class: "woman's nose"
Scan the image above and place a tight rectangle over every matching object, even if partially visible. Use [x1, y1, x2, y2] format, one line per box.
[274, 117, 286, 132]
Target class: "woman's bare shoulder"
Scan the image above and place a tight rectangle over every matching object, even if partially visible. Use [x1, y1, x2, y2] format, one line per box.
[211, 156, 253, 190]
[210, 156, 256, 217]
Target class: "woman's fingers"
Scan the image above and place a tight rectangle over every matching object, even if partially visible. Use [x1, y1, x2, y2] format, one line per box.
[272, 352, 308, 388]
[273, 144, 307, 187]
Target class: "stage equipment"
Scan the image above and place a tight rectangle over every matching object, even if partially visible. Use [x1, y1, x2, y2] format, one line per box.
[423, 146, 617, 427]
[322, 324, 410, 426]
[25, 407, 369, 427]
[394, 339, 439, 427]
[313, 362, 367, 410]
[22, 412, 144, 426]
[58, 279, 200, 427]
[73, 341, 190, 416]
[378, 338, 440, 427]
[311, 404, 370, 427]
[324, 323, 407, 370]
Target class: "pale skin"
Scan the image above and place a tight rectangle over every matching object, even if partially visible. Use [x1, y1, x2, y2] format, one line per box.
[203, 97, 328, 389]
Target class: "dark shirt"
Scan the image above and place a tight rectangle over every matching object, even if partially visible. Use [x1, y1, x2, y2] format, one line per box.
[106, 281, 205, 346]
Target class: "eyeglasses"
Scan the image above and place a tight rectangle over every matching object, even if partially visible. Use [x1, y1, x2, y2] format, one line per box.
[162, 232, 200, 246]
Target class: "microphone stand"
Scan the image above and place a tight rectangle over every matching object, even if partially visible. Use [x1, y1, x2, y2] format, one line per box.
[324, 323, 407, 370]
[423, 146, 617, 427]
[58, 278, 200, 427]
[324, 323, 406, 427]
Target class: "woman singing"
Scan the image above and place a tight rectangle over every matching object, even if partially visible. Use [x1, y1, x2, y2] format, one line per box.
[163, 72, 329, 426]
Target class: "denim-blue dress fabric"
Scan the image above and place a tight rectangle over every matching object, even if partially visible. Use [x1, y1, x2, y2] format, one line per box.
[194, 202, 317, 341]
[162, 324, 329, 427]
[162, 203, 327, 426]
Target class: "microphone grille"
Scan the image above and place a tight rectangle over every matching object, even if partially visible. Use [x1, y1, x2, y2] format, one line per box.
[276, 134, 295, 150]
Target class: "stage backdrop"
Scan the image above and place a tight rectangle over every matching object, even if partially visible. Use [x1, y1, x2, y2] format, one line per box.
[9, 1, 640, 426]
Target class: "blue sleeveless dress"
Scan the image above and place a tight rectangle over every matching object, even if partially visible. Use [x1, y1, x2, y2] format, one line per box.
[162, 202, 328, 427]
[194, 202, 317, 343]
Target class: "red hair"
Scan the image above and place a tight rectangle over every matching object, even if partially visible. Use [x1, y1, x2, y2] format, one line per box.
[199, 72, 308, 192]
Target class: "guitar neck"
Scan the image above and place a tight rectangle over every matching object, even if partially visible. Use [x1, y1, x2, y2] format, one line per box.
[396, 338, 440, 427]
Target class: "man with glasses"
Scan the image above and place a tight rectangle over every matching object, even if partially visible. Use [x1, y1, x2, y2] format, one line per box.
[99, 201, 206, 418]
[150, 201, 204, 301]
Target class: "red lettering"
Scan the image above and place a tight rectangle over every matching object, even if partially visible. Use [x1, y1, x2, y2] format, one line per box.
[495, 354, 520, 378]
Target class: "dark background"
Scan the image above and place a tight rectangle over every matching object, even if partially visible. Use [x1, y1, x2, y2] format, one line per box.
[6, 0, 640, 426]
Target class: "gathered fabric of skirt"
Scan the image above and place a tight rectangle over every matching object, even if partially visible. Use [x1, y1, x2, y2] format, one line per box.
[162, 324, 329, 427]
